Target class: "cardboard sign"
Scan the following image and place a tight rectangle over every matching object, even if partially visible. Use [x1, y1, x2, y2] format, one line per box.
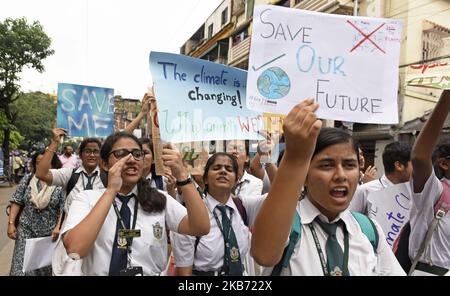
[57, 83, 114, 137]
[367, 182, 412, 248]
[149, 52, 264, 143]
[246, 5, 403, 124]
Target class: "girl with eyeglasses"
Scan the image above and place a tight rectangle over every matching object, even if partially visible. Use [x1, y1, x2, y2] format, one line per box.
[60, 132, 210, 275]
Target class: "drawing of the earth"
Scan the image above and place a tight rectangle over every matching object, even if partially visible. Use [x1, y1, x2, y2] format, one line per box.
[257, 67, 290, 100]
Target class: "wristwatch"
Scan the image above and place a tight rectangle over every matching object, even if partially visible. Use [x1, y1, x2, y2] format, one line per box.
[176, 176, 192, 187]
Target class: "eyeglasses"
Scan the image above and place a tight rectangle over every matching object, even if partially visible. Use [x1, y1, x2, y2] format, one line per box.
[143, 149, 152, 156]
[109, 148, 145, 160]
[82, 148, 100, 156]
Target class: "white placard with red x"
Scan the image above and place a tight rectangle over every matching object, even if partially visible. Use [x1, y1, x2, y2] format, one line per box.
[246, 5, 403, 124]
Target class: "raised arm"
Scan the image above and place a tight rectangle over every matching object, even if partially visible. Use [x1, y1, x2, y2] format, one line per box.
[162, 144, 210, 236]
[411, 89, 450, 193]
[124, 92, 153, 134]
[36, 128, 65, 185]
[251, 99, 322, 266]
[63, 154, 131, 257]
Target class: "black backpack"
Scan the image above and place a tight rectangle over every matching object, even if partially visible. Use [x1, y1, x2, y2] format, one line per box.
[65, 168, 108, 197]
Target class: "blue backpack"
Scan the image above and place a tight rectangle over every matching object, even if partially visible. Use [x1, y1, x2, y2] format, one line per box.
[271, 211, 379, 276]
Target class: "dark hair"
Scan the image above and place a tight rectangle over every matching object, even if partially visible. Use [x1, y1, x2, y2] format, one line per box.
[32, 149, 62, 173]
[139, 137, 159, 178]
[312, 127, 358, 159]
[79, 138, 102, 154]
[382, 142, 411, 173]
[101, 132, 166, 213]
[63, 145, 73, 150]
[203, 152, 239, 194]
[433, 141, 450, 178]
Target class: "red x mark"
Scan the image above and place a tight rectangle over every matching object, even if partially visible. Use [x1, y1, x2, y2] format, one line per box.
[347, 20, 386, 54]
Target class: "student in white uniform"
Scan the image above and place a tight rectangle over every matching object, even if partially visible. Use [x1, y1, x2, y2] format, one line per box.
[36, 128, 105, 215]
[226, 140, 263, 198]
[408, 89, 450, 275]
[350, 141, 412, 215]
[251, 99, 405, 276]
[60, 132, 210, 276]
[172, 152, 265, 276]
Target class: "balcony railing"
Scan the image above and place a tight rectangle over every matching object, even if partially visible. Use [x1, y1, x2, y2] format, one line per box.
[229, 37, 251, 64]
[293, 0, 339, 12]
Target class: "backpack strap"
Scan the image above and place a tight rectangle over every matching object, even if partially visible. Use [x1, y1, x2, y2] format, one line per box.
[232, 197, 248, 227]
[351, 211, 379, 253]
[434, 181, 450, 216]
[271, 210, 301, 276]
[65, 168, 80, 197]
[99, 169, 108, 188]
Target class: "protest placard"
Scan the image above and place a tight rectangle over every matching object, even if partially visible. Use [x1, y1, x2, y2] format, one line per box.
[246, 5, 403, 124]
[149, 52, 264, 143]
[57, 83, 114, 137]
[367, 182, 412, 248]
[406, 59, 450, 89]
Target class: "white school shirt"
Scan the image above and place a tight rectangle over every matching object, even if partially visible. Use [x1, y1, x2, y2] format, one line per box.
[409, 170, 450, 270]
[51, 165, 105, 213]
[349, 174, 394, 214]
[235, 171, 263, 200]
[172, 192, 265, 272]
[262, 197, 405, 276]
[61, 187, 187, 276]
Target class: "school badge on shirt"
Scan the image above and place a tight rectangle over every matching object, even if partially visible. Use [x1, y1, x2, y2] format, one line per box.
[330, 266, 343, 276]
[153, 222, 163, 240]
[230, 247, 240, 262]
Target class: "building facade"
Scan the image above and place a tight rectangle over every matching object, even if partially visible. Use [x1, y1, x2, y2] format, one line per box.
[181, 0, 450, 175]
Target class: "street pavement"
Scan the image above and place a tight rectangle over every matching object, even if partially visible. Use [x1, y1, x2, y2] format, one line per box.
[0, 183, 17, 276]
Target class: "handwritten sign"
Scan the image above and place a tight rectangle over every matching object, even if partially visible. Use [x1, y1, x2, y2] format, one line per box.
[406, 60, 450, 89]
[57, 83, 114, 138]
[149, 52, 264, 143]
[367, 182, 412, 248]
[246, 5, 403, 124]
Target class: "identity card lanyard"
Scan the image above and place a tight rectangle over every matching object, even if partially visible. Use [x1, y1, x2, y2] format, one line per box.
[112, 198, 139, 267]
[308, 223, 349, 276]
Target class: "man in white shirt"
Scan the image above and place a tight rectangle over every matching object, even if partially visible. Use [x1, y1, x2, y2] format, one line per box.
[349, 141, 412, 215]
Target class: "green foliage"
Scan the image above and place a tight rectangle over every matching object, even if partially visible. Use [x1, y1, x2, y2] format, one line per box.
[0, 111, 23, 149]
[12, 91, 56, 147]
[0, 17, 55, 102]
[0, 17, 54, 161]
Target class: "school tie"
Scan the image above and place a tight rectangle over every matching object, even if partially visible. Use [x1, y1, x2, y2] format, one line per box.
[109, 194, 133, 276]
[83, 172, 97, 190]
[216, 204, 243, 276]
[315, 217, 347, 276]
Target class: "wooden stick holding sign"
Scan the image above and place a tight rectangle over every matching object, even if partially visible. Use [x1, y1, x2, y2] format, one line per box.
[149, 86, 166, 176]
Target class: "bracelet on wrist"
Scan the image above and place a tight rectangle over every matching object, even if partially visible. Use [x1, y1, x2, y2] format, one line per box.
[8, 221, 14, 225]
[176, 176, 192, 187]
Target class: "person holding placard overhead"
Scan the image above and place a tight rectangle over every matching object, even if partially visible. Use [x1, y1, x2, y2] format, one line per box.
[251, 99, 405, 276]
[407, 89, 450, 276]
[36, 128, 104, 215]
[61, 132, 209, 276]
[172, 152, 265, 276]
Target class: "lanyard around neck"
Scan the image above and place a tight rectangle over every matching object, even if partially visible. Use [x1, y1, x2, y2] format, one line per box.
[112, 196, 139, 246]
[308, 221, 350, 276]
[212, 207, 233, 244]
